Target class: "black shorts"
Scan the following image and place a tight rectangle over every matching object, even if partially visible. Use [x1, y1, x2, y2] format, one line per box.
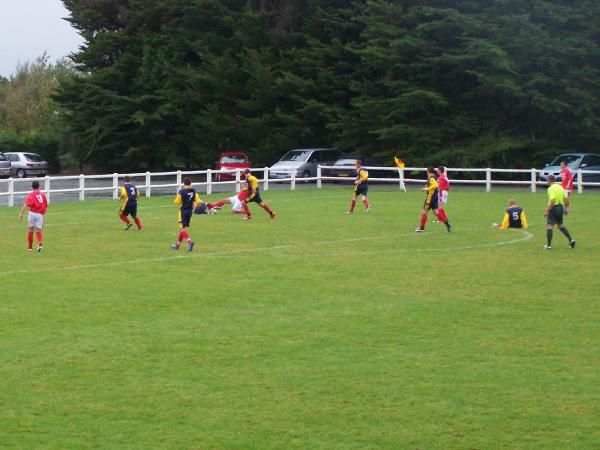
[120, 203, 137, 218]
[424, 194, 439, 211]
[547, 205, 564, 225]
[180, 209, 193, 228]
[246, 192, 263, 204]
[355, 183, 368, 196]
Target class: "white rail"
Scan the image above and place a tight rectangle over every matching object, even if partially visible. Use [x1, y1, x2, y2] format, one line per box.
[1, 166, 598, 207]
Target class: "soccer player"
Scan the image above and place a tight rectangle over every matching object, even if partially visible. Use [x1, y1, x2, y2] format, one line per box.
[496, 199, 528, 229]
[243, 169, 275, 220]
[544, 175, 575, 250]
[172, 177, 200, 251]
[206, 189, 249, 215]
[18, 181, 48, 252]
[560, 160, 574, 214]
[415, 166, 451, 232]
[433, 166, 450, 222]
[118, 175, 142, 230]
[347, 160, 371, 214]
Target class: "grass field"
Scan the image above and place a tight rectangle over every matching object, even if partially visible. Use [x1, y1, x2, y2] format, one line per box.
[1, 187, 599, 449]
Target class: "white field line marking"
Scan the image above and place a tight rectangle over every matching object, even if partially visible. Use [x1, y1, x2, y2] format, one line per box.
[1, 229, 533, 276]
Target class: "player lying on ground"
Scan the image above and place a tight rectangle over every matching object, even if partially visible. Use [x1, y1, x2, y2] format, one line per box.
[206, 189, 249, 215]
[494, 199, 528, 229]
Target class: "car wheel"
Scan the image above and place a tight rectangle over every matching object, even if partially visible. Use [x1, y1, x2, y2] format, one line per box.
[302, 170, 310, 178]
[16, 169, 25, 178]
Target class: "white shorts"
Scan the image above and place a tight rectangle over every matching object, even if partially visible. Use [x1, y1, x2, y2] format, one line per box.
[230, 196, 243, 212]
[438, 190, 448, 205]
[564, 189, 571, 198]
[28, 212, 44, 229]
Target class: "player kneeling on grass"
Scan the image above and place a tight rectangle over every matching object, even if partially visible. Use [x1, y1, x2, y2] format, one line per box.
[494, 199, 529, 229]
[242, 169, 275, 221]
[172, 177, 200, 252]
[415, 166, 451, 232]
[348, 160, 371, 214]
[118, 175, 142, 230]
[206, 189, 249, 215]
[544, 175, 575, 250]
[18, 181, 48, 252]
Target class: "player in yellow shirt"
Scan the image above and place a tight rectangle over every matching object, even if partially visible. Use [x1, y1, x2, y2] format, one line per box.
[242, 169, 275, 220]
[544, 175, 575, 250]
[415, 167, 451, 232]
[347, 160, 371, 214]
[496, 199, 528, 229]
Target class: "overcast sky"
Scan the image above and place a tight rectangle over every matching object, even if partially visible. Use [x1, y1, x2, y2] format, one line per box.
[0, 0, 84, 78]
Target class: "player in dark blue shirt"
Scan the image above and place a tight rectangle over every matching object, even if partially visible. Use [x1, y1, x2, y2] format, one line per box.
[171, 177, 201, 251]
[118, 175, 142, 230]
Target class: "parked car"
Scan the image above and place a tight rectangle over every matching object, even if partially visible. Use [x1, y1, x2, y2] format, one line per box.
[321, 156, 394, 181]
[215, 151, 251, 181]
[0, 152, 11, 178]
[539, 153, 600, 183]
[4, 152, 49, 178]
[269, 148, 340, 179]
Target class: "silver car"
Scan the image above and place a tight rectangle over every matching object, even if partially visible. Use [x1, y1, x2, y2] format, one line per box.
[269, 148, 340, 179]
[5, 152, 49, 178]
[0, 152, 11, 178]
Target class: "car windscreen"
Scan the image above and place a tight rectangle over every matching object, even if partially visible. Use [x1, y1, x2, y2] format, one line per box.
[280, 151, 311, 162]
[550, 154, 581, 167]
[24, 153, 44, 162]
[220, 154, 247, 164]
[334, 159, 358, 166]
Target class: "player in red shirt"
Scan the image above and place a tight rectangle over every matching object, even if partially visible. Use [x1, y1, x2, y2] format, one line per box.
[206, 189, 249, 215]
[560, 160, 573, 213]
[434, 166, 450, 222]
[18, 181, 49, 252]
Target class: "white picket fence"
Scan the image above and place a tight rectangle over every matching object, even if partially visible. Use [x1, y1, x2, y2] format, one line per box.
[0, 166, 598, 207]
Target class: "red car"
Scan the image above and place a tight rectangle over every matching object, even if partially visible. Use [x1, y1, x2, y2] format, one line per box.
[215, 151, 252, 181]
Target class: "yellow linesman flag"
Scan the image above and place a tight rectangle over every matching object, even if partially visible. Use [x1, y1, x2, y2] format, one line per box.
[394, 156, 405, 169]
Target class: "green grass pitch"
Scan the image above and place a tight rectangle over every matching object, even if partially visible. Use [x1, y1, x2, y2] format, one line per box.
[1, 187, 599, 449]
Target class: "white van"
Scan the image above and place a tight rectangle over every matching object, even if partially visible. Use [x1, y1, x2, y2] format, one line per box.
[269, 148, 340, 179]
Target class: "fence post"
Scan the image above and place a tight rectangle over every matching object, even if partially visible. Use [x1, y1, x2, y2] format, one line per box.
[112, 173, 119, 199]
[235, 169, 241, 193]
[291, 171, 296, 190]
[146, 171, 151, 197]
[577, 169, 583, 194]
[399, 169, 407, 192]
[79, 174, 85, 201]
[8, 177, 14, 207]
[45, 175, 51, 204]
[206, 169, 212, 195]
[263, 167, 269, 191]
[530, 168, 537, 193]
[317, 165, 322, 189]
[176, 170, 182, 193]
[485, 168, 492, 192]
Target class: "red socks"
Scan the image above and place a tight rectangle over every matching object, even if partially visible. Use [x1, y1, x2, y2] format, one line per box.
[261, 204, 273, 214]
[437, 209, 448, 223]
[27, 232, 34, 249]
[420, 213, 428, 229]
[214, 201, 225, 208]
[242, 202, 250, 217]
[119, 214, 130, 225]
[36, 231, 43, 246]
[362, 199, 370, 208]
[349, 200, 356, 212]
[134, 217, 142, 230]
